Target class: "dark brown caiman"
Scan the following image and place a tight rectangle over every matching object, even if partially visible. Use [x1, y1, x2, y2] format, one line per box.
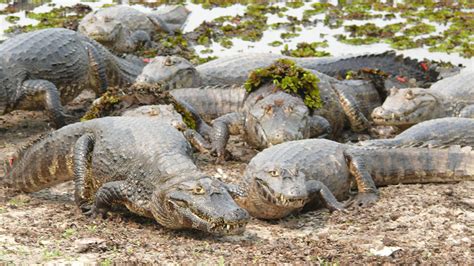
[136, 51, 441, 90]
[0, 28, 144, 128]
[1, 117, 249, 235]
[372, 71, 474, 127]
[228, 138, 474, 219]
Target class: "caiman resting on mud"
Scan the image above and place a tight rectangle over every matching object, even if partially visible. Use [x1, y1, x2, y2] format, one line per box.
[0, 28, 144, 128]
[230, 138, 474, 219]
[136, 51, 440, 90]
[1, 117, 249, 235]
[372, 71, 474, 127]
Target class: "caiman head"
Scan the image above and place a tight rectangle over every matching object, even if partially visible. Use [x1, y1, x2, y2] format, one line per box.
[242, 161, 309, 219]
[136, 56, 201, 90]
[245, 90, 311, 149]
[79, 8, 125, 44]
[371, 87, 442, 127]
[151, 176, 249, 235]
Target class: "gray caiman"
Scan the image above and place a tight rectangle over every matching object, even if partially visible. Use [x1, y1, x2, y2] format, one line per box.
[372, 71, 474, 127]
[359, 117, 474, 148]
[1, 117, 249, 234]
[0, 28, 144, 128]
[136, 51, 440, 90]
[79, 5, 190, 53]
[229, 138, 474, 219]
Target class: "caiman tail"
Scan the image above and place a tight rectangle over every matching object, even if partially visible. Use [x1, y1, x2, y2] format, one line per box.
[297, 51, 440, 87]
[358, 146, 474, 186]
[1, 123, 87, 192]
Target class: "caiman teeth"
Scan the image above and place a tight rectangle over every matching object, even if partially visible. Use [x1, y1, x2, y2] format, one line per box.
[256, 180, 306, 207]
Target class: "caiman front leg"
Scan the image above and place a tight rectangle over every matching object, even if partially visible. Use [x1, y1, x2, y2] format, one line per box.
[89, 180, 154, 219]
[13, 79, 68, 128]
[332, 84, 371, 132]
[73, 133, 96, 212]
[343, 149, 379, 207]
[183, 129, 212, 153]
[305, 180, 345, 212]
[210, 112, 245, 162]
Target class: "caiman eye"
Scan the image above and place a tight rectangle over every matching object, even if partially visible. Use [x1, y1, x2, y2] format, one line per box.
[263, 105, 273, 114]
[192, 185, 205, 195]
[404, 89, 415, 100]
[268, 170, 280, 177]
[164, 57, 174, 66]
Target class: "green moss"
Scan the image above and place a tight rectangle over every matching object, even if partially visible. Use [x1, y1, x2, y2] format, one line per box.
[244, 59, 322, 110]
[386, 36, 420, 50]
[281, 42, 331, 57]
[336, 35, 380, 45]
[201, 48, 213, 54]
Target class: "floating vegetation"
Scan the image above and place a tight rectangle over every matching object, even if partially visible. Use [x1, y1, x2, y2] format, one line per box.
[244, 59, 322, 109]
[268, 40, 283, 47]
[280, 32, 299, 39]
[5, 15, 19, 23]
[281, 42, 331, 57]
[5, 4, 92, 34]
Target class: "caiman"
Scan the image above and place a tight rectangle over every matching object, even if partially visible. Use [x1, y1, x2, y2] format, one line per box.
[229, 139, 474, 219]
[79, 5, 190, 53]
[136, 51, 440, 90]
[0, 28, 144, 128]
[1, 117, 249, 235]
[372, 71, 474, 127]
[359, 117, 474, 148]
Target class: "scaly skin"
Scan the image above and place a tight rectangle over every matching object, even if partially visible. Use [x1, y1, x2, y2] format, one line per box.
[137, 51, 440, 90]
[372, 71, 474, 126]
[0, 28, 144, 128]
[1, 117, 249, 235]
[359, 118, 474, 148]
[169, 72, 381, 159]
[79, 5, 190, 53]
[235, 139, 474, 219]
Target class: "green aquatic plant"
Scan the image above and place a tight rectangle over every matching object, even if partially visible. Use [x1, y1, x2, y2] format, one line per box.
[281, 42, 331, 57]
[268, 40, 283, 47]
[5, 4, 91, 33]
[244, 59, 322, 109]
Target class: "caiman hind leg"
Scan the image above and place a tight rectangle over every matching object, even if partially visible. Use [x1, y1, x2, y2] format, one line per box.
[343, 149, 379, 207]
[84, 42, 108, 95]
[210, 112, 244, 162]
[12, 79, 69, 128]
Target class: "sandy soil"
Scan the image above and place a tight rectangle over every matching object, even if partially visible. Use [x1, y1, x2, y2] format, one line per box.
[0, 100, 473, 264]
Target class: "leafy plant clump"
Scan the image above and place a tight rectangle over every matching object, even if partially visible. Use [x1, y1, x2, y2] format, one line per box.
[244, 59, 322, 109]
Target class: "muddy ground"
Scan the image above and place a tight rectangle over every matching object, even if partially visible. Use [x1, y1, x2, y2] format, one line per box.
[0, 95, 472, 264]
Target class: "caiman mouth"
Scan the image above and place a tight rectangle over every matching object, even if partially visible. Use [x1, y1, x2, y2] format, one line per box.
[169, 199, 247, 235]
[255, 179, 306, 208]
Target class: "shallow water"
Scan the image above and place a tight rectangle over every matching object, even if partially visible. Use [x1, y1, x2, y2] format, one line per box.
[0, 0, 472, 71]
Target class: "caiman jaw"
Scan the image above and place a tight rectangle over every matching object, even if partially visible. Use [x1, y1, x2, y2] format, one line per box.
[255, 179, 306, 208]
[169, 199, 247, 235]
